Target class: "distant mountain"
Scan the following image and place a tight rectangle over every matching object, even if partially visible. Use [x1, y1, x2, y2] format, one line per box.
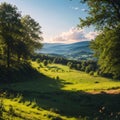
[37, 41, 94, 60]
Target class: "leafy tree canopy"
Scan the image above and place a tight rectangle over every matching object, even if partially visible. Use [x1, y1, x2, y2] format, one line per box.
[79, 0, 120, 79]
[79, 0, 120, 30]
[0, 2, 43, 67]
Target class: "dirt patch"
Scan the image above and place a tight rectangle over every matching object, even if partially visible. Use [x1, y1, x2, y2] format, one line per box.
[88, 89, 120, 95]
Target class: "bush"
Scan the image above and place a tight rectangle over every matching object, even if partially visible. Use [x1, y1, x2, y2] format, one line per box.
[113, 73, 120, 80]
[56, 76, 59, 80]
[85, 67, 90, 73]
[8, 105, 15, 116]
[89, 71, 94, 75]
[36, 58, 41, 63]
[0, 100, 4, 117]
[67, 62, 73, 69]
[43, 60, 48, 66]
[39, 63, 43, 68]
[85, 64, 94, 73]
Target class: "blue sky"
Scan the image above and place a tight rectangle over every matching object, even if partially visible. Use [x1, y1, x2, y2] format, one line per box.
[0, 0, 97, 43]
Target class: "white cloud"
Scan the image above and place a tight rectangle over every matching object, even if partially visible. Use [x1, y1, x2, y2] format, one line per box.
[50, 28, 98, 44]
[74, 7, 79, 10]
[81, 8, 87, 12]
[85, 31, 99, 40]
[71, 6, 79, 10]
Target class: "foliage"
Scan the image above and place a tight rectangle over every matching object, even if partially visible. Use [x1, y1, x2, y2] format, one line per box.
[0, 2, 43, 68]
[67, 62, 73, 69]
[21, 15, 43, 57]
[79, 0, 120, 80]
[8, 105, 15, 116]
[79, 0, 120, 30]
[91, 26, 120, 79]
[43, 59, 48, 66]
[0, 2, 22, 67]
[32, 54, 98, 77]
[36, 58, 41, 63]
[0, 61, 41, 83]
[0, 100, 4, 117]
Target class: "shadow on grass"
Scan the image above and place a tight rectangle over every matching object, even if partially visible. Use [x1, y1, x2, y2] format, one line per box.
[1, 71, 120, 120]
[20, 90, 120, 120]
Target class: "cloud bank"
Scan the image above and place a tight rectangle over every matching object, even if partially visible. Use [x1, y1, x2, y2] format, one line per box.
[50, 28, 98, 44]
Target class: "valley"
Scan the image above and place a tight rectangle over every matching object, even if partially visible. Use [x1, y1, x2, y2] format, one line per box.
[38, 41, 94, 60]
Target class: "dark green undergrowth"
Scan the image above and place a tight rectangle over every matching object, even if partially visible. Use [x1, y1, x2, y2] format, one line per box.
[0, 61, 41, 83]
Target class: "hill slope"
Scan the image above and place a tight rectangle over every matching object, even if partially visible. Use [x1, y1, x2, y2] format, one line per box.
[37, 41, 94, 60]
[1, 62, 120, 120]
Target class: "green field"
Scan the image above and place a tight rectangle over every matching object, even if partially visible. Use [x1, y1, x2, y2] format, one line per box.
[0, 62, 120, 120]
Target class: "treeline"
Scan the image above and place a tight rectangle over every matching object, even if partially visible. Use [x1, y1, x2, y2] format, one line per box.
[33, 54, 119, 79]
[0, 2, 42, 82]
[0, 2, 43, 68]
[32, 54, 98, 74]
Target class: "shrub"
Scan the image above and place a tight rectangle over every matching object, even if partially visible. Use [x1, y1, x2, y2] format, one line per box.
[85, 64, 94, 73]
[36, 58, 41, 63]
[8, 105, 15, 116]
[56, 76, 59, 80]
[43, 60, 48, 66]
[39, 63, 43, 68]
[67, 62, 73, 69]
[113, 73, 120, 80]
[0, 100, 4, 117]
[89, 71, 94, 75]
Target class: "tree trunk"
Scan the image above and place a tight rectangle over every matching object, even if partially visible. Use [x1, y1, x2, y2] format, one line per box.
[7, 43, 10, 68]
[17, 54, 21, 63]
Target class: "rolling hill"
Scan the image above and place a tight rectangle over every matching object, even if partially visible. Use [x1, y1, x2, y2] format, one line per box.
[37, 41, 94, 60]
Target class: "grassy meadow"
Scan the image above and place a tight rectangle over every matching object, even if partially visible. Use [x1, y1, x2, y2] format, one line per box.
[0, 62, 120, 120]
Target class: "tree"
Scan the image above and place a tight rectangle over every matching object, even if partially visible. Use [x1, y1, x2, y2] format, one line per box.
[81, 61, 87, 71]
[67, 62, 73, 69]
[76, 64, 81, 70]
[91, 27, 120, 79]
[79, 0, 120, 79]
[0, 2, 43, 67]
[85, 64, 94, 73]
[21, 15, 43, 58]
[13, 40, 29, 62]
[79, 0, 120, 30]
[43, 60, 48, 66]
[0, 2, 21, 67]
[12, 15, 43, 62]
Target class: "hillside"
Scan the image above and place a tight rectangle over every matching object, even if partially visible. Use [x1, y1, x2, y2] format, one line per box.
[0, 62, 120, 120]
[37, 41, 94, 60]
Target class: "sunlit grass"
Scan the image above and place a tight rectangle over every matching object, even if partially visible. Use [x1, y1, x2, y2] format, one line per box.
[1, 97, 75, 120]
[31, 62, 120, 92]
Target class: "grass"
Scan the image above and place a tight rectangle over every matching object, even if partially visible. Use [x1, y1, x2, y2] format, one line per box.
[0, 61, 120, 120]
[1, 98, 71, 120]
[32, 62, 120, 92]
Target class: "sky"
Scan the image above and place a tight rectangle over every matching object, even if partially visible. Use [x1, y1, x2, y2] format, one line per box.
[0, 0, 98, 44]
